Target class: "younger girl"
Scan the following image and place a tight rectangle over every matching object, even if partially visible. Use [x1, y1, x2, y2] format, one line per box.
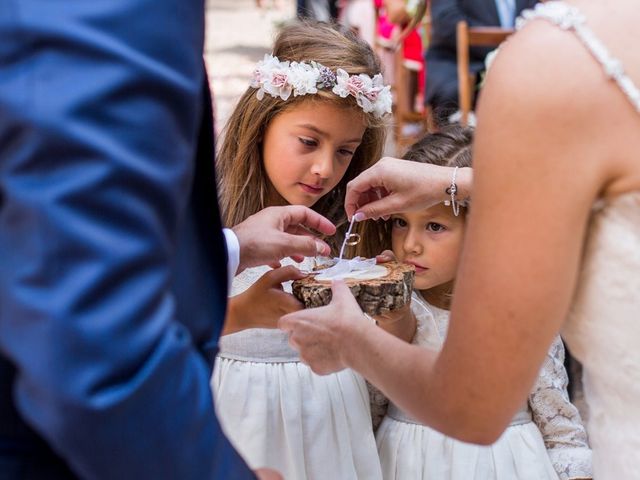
[372, 125, 593, 480]
[211, 22, 391, 479]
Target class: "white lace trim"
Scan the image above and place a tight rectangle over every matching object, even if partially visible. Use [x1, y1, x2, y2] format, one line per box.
[529, 336, 593, 479]
[517, 1, 640, 114]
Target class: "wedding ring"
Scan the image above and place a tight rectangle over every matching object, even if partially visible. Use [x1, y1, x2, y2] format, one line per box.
[345, 233, 361, 246]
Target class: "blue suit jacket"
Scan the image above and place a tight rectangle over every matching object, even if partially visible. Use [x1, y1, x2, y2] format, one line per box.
[0, 1, 254, 478]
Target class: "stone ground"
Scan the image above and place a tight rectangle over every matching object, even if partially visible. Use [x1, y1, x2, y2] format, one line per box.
[205, 0, 296, 136]
[204, 0, 397, 153]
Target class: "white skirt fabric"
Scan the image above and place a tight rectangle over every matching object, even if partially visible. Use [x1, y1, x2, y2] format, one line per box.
[211, 328, 382, 480]
[376, 404, 559, 480]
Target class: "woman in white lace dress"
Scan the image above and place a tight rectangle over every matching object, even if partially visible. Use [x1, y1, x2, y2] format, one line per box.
[280, 3, 640, 478]
[211, 22, 392, 480]
[368, 127, 591, 480]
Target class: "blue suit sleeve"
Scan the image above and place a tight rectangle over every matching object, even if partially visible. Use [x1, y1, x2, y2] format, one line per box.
[0, 1, 255, 478]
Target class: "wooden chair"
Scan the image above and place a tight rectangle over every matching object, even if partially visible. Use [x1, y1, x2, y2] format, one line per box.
[393, 1, 434, 156]
[456, 21, 514, 126]
[392, 41, 435, 156]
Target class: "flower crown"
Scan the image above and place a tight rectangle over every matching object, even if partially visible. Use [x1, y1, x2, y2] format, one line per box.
[250, 54, 392, 118]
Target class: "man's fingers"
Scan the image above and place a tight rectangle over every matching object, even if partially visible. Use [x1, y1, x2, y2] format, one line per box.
[281, 291, 304, 312]
[262, 265, 308, 287]
[282, 234, 330, 258]
[281, 206, 336, 236]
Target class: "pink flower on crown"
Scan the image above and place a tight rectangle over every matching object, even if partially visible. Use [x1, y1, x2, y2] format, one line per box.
[333, 70, 392, 117]
[252, 54, 293, 101]
[364, 88, 380, 101]
[270, 72, 288, 88]
[346, 76, 366, 97]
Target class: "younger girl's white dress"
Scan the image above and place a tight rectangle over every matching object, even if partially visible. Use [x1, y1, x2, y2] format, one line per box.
[374, 293, 592, 480]
[211, 258, 382, 480]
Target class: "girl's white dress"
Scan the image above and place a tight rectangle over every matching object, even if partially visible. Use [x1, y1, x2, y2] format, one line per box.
[374, 292, 592, 480]
[211, 258, 382, 480]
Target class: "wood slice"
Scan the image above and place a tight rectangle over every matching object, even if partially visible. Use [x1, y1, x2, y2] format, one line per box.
[291, 261, 415, 316]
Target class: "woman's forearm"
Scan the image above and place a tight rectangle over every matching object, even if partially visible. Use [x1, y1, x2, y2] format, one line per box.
[342, 317, 506, 444]
[343, 323, 439, 423]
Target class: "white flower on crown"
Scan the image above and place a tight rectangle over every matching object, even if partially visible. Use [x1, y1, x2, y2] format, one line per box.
[332, 69, 392, 118]
[250, 54, 392, 118]
[288, 62, 320, 97]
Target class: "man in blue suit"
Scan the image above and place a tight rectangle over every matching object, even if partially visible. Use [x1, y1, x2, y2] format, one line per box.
[0, 1, 334, 478]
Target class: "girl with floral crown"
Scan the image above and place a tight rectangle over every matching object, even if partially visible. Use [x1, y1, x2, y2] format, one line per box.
[211, 21, 392, 479]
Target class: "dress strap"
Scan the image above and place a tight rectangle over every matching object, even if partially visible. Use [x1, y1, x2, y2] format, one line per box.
[516, 1, 640, 114]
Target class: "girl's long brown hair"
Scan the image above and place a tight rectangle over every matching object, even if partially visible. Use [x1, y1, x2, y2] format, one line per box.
[217, 21, 388, 255]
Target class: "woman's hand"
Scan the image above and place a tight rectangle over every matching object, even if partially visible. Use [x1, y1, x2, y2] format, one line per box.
[223, 266, 307, 335]
[279, 280, 375, 375]
[376, 249, 397, 264]
[373, 250, 416, 341]
[344, 157, 472, 221]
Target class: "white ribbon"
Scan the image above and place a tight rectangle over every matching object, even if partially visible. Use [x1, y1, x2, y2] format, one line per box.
[314, 257, 387, 281]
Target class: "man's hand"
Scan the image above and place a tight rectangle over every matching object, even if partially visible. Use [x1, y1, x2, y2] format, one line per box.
[223, 266, 306, 335]
[233, 206, 336, 273]
[344, 157, 472, 221]
[254, 468, 284, 480]
[278, 280, 374, 375]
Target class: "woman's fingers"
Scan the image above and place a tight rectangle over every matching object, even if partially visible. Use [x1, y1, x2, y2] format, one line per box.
[345, 168, 389, 220]
[376, 249, 397, 263]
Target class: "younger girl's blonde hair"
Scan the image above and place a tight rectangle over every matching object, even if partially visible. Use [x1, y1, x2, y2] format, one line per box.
[217, 21, 388, 254]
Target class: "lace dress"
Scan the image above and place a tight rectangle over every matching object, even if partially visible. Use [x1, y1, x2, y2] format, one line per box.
[210, 257, 382, 480]
[517, 3, 640, 479]
[374, 292, 592, 480]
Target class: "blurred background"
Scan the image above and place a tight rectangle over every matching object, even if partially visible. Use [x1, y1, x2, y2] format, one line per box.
[206, 0, 296, 136]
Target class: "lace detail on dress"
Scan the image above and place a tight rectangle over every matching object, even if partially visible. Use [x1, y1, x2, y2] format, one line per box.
[517, 1, 640, 114]
[529, 336, 593, 480]
[562, 193, 640, 479]
[412, 291, 448, 345]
